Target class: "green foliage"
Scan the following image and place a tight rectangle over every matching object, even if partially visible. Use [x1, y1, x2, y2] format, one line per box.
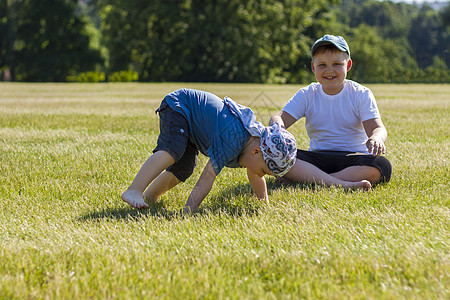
[66, 71, 106, 82]
[92, 0, 450, 83]
[109, 70, 138, 82]
[2, 0, 103, 81]
[95, 0, 337, 83]
[442, 4, 450, 28]
[409, 4, 448, 69]
[336, 0, 449, 83]
[1, 0, 449, 83]
[343, 24, 419, 83]
[0, 0, 8, 68]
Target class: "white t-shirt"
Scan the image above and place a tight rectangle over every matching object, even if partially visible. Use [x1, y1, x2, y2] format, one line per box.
[283, 80, 380, 153]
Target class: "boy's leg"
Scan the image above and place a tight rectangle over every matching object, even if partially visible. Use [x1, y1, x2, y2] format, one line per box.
[284, 159, 372, 190]
[330, 166, 381, 184]
[295, 150, 392, 184]
[122, 150, 175, 209]
[122, 98, 193, 209]
[143, 171, 181, 202]
[143, 141, 198, 202]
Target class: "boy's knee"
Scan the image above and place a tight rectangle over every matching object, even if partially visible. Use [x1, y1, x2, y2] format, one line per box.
[374, 156, 392, 183]
[366, 167, 382, 184]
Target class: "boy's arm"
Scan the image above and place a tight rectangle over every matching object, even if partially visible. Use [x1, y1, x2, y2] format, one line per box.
[247, 169, 269, 204]
[269, 111, 297, 129]
[363, 118, 388, 156]
[183, 159, 216, 213]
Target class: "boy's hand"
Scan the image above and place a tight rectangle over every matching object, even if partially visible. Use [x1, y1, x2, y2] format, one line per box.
[269, 111, 297, 129]
[363, 118, 388, 157]
[366, 136, 386, 156]
[183, 160, 216, 213]
[247, 169, 269, 203]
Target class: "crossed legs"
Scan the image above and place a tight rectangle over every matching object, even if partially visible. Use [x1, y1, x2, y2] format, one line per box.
[330, 165, 381, 183]
[283, 159, 372, 190]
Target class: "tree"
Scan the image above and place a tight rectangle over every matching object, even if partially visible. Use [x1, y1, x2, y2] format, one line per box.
[5, 0, 102, 81]
[1, 0, 15, 80]
[409, 4, 448, 69]
[336, 0, 448, 82]
[94, 0, 340, 83]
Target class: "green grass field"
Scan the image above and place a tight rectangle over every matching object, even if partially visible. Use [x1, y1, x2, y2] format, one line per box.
[0, 82, 448, 299]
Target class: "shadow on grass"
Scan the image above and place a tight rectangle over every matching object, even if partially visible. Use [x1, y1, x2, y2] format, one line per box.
[199, 183, 261, 217]
[77, 201, 178, 222]
[201, 179, 319, 214]
[266, 177, 319, 191]
[78, 179, 321, 222]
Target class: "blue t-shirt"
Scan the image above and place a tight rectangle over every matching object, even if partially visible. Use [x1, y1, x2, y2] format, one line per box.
[164, 89, 251, 175]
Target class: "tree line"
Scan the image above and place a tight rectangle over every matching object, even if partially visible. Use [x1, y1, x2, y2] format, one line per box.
[1, 0, 449, 83]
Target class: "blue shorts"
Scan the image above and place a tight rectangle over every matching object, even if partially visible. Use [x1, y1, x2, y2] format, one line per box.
[297, 150, 392, 183]
[153, 100, 198, 182]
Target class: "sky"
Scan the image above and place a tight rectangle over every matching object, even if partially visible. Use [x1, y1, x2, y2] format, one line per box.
[391, 0, 448, 2]
[387, 0, 449, 7]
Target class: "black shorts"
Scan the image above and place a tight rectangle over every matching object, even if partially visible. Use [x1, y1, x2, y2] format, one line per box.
[297, 150, 392, 183]
[153, 100, 198, 182]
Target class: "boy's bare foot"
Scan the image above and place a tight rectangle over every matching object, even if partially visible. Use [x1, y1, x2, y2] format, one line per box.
[121, 189, 149, 209]
[344, 180, 372, 190]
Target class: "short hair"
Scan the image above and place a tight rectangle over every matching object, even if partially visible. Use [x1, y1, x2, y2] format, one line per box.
[313, 43, 350, 60]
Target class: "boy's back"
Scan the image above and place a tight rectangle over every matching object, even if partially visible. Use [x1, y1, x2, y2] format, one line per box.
[164, 88, 250, 174]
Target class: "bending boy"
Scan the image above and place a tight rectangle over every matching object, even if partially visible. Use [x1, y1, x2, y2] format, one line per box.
[270, 35, 392, 186]
[122, 89, 370, 213]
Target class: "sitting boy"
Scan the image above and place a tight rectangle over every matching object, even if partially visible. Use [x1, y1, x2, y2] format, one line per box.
[270, 35, 392, 186]
[122, 89, 370, 213]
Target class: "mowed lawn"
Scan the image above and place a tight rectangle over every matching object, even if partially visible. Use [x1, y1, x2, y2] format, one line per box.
[0, 82, 448, 299]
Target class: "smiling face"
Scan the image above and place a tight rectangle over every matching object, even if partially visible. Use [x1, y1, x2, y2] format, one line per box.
[311, 50, 352, 95]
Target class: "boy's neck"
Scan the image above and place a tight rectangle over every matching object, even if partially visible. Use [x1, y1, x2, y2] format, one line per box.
[321, 79, 346, 95]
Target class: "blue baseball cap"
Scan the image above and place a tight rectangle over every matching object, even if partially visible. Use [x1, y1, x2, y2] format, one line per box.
[311, 34, 350, 58]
